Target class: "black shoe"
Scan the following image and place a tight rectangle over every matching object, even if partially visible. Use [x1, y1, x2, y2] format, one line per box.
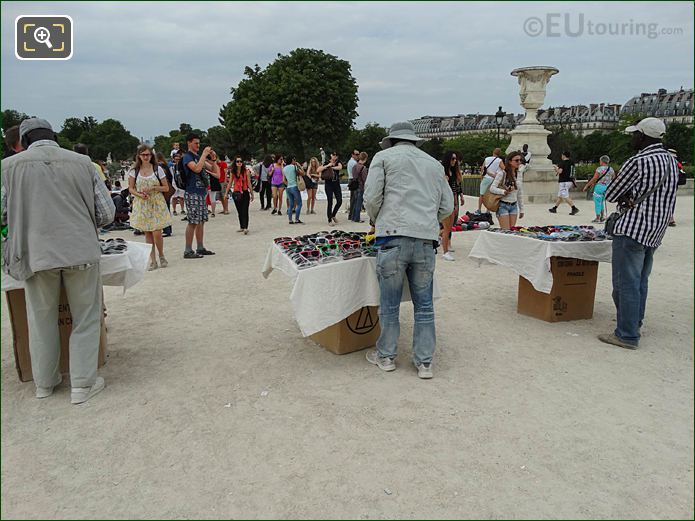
[181, 217, 188, 221]
[570, 207, 580, 216]
[184, 251, 203, 259]
[548, 207, 557, 214]
[295, 219, 304, 224]
[197, 248, 215, 256]
[163, 233, 172, 238]
[289, 220, 295, 224]
[271, 209, 277, 215]
[133, 230, 144, 235]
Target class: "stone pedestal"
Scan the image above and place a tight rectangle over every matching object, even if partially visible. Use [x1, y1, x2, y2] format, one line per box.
[506, 66, 559, 204]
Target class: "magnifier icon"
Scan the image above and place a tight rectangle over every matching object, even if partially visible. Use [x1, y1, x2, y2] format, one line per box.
[33, 26, 53, 49]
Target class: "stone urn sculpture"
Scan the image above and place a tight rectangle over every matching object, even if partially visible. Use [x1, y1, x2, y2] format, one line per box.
[506, 66, 559, 203]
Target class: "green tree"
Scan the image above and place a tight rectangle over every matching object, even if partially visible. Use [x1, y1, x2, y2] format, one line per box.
[206, 125, 233, 159]
[443, 132, 509, 167]
[83, 119, 140, 161]
[420, 138, 444, 160]
[1, 109, 31, 131]
[344, 122, 387, 162]
[222, 49, 358, 158]
[663, 123, 693, 163]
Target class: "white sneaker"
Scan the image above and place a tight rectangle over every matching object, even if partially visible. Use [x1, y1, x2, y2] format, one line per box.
[442, 252, 455, 261]
[365, 349, 396, 372]
[71, 377, 105, 405]
[36, 375, 62, 399]
[414, 362, 433, 379]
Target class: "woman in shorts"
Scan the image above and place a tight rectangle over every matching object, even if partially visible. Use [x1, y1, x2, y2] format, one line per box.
[489, 150, 524, 230]
[304, 156, 320, 214]
[269, 154, 285, 215]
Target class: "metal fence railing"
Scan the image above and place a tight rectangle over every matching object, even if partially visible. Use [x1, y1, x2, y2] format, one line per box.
[461, 175, 482, 196]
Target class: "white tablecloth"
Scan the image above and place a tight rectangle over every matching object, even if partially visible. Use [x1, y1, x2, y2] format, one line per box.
[1, 241, 151, 293]
[262, 244, 440, 337]
[468, 231, 613, 294]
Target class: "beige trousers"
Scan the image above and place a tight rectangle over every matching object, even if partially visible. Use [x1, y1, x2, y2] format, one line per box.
[24, 265, 102, 388]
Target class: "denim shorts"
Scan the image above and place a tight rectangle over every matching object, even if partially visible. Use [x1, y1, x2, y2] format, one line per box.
[497, 201, 518, 216]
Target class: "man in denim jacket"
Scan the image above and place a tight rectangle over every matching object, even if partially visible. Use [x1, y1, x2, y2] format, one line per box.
[363, 121, 453, 379]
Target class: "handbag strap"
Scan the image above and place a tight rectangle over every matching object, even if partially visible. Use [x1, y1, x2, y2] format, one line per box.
[618, 160, 671, 215]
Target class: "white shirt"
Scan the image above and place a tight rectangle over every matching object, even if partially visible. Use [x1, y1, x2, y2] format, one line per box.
[490, 169, 524, 212]
[347, 158, 357, 179]
[483, 156, 503, 177]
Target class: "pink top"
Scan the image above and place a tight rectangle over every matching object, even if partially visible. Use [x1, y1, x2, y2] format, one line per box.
[270, 165, 284, 185]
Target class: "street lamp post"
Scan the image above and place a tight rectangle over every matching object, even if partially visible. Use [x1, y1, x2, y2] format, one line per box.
[495, 105, 506, 145]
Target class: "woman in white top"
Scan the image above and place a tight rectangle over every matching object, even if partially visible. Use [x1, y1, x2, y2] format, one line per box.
[489, 150, 524, 230]
[128, 144, 172, 270]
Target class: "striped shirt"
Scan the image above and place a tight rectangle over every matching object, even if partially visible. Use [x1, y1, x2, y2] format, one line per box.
[605, 143, 678, 248]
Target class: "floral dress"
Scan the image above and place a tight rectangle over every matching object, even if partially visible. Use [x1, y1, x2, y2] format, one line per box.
[129, 168, 172, 232]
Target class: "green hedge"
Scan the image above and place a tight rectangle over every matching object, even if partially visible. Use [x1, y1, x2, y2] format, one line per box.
[576, 163, 694, 179]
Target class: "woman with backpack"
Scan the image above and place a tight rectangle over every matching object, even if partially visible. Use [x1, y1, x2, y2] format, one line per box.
[128, 144, 172, 270]
[225, 156, 254, 234]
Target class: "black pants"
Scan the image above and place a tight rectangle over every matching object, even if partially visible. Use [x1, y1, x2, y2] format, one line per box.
[234, 191, 251, 229]
[260, 181, 272, 209]
[325, 180, 342, 222]
[164, 197, 172, 235]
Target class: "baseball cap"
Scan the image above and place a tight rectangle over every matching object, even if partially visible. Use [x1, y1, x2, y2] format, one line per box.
[19, 118, 54, 140]
[625, 117, 666, 139]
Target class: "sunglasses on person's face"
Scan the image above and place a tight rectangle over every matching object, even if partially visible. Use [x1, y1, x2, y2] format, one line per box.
[510, 158, 521, 163]
[236, 160, 243, 163]
[140, 153, 152, 157]
[450, 157, 457, 161]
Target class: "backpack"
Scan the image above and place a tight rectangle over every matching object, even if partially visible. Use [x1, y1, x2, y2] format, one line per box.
[174, 158, 188, 189]
[135, 167, 163, 186]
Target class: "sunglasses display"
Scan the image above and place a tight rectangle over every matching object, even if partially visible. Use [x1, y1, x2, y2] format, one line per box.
[488, 225, 611, 242]
[273, 230, 376, 268]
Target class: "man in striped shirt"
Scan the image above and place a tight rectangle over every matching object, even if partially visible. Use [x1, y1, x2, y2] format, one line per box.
[598, 117, 678, 350]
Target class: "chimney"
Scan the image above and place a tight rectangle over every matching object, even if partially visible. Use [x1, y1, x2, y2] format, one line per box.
[599, 103, 605, 111]
[658, 88, 667, 96]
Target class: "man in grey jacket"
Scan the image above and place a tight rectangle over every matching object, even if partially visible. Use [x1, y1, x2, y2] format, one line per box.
[363, 121, 454, 379]
[1, 118, 115, 403]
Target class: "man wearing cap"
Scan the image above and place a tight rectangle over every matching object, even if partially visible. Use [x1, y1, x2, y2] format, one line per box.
[599, 117, 678, 350]
[1, 118, 115, 403]
[363, 121, 454, 379]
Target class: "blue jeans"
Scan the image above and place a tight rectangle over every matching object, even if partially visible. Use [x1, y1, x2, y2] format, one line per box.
[350, 189, 364, 221]
[611, 235, 656, 346]
[285, 186, 302, 221]
[376, 237, 436, 364]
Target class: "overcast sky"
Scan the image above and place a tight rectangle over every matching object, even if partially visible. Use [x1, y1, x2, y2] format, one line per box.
[2, 1, 693, 140]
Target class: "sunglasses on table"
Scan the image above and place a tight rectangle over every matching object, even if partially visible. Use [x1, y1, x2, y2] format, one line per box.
[317, 243, 339, 254]
[274, 237, 294, 243]
[279, 240, 302, 248]
[342, 251, 363, 260]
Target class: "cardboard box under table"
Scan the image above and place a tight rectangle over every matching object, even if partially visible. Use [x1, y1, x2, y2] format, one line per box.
[5, 287, 108, 382]
[262, 243, 440, 354]
[469, 231, 611, 322]
[1, 241, 151, 381]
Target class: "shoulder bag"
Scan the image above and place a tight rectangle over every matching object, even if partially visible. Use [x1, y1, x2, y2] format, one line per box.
[481, 172, 506, 212]
[320, 164, 334, 181]
[605, 162, 671, 235]
[295, 165, 306, 191]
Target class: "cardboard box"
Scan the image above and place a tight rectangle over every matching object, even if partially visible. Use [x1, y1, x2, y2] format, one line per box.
[310, 306, 381, 355]
[517, 257, 599, 322]
[5, 287, 108, 382]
